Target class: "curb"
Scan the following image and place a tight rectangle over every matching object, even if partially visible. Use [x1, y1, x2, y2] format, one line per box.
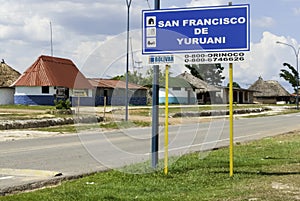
[0, 170, 108, 196]
[0, 168, 62, 178]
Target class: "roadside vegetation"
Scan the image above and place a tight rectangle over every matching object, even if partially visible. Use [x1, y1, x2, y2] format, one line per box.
[1, 132, 299, 200]
[0, 104, 298, 132]
[33, 120, 151, 133]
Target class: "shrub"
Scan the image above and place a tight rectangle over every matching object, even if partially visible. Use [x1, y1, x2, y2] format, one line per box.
[54, 99, 71, 110]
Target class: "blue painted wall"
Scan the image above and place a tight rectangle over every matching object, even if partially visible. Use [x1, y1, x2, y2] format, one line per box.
[15, 95, 95, 106]
[15, 95, 147, 106]
[15, 95, 55, 105]
[95, 96, 147, 106]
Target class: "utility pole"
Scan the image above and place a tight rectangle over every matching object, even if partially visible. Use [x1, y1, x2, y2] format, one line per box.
[50, 21, 53, 57]
[125, 0, 132, 121]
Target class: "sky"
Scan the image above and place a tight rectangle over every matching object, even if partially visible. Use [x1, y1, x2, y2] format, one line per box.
[1, 0, 300, 92]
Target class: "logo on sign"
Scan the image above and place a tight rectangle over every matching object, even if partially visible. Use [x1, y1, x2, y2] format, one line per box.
[146, 16, 156, 26]
[149, 55, 174, 64]
[145, 16, 157, 48]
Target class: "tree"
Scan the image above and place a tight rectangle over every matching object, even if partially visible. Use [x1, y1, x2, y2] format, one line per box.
[279, 62, 298, 93]
[141, 67, 166, 87]
[185, 63, 225, 86]
[112, 71, 145, 86]
[112, 68, 167, 87]
[227, 82, 241, 88]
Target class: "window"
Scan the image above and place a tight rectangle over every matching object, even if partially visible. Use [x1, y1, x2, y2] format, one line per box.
[42, 86, 50, 94]
[172, 87, 181, 91]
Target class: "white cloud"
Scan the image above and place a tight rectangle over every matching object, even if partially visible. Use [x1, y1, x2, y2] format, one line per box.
[252, 16, 275, 28]
[186, 0, 228, 7]
[23, 16, 51, 41]
[230, 31, 298, 92]
[293, 7, 300, 15]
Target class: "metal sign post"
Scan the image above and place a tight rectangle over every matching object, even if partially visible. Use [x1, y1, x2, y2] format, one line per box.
[151, 0, 160, 169]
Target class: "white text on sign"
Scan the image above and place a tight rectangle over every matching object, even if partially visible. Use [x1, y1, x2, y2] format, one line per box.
[149, 55, 174, 64]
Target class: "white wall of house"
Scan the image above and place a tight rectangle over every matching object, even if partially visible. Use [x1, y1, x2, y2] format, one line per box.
[159, 87, 197, 104]
[71, 89, 93, 97]
[15, 86, 56, 95]
[15, 87, 93, 97]
[0, 88, 15, 105]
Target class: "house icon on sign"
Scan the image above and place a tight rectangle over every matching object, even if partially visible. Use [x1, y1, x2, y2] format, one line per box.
[146, 16, 156, 26]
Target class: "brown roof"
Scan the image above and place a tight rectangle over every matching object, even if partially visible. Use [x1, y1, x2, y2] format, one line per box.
[177, 71, 220, 92]
[88, 78, 148, 90]
[0, 60, 21, 87]
[248, 76, 290, 97]
[13, 55, 92, 89]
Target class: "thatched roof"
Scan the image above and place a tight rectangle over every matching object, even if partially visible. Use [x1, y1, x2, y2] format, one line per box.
[0, 60, 21, 87]
[159, 77, 192, 88]
[177, 71, 220, 92]
[248, 76, 290, 97]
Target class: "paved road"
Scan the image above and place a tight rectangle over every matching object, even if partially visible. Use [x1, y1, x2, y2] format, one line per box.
[1, 112, 300, 192]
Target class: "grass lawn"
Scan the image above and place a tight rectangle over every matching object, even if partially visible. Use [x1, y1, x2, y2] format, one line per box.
[1, 132, 300, 200]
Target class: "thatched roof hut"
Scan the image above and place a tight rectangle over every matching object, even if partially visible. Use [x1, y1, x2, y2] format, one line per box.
[248, 76, 291, 104]
[177, 71, 220, 93]
[0, 59, 21, 87]
[0, 59, 21, 105]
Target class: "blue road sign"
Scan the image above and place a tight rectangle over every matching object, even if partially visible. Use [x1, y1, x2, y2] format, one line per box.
[142, 4, 250, 54]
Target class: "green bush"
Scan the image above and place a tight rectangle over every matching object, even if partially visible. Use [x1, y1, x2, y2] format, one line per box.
[54, 99, 71, 110]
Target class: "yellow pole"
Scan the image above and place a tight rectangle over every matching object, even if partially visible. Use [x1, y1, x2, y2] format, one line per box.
[164, 64, 169, 175]
[229, 63, 234, 177]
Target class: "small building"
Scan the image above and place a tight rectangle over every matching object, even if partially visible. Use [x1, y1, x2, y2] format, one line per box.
[177, 72, 221, 104]
[248, 76, 291, 104]
[159, 77, 197, 104]
[12, 55, 93, 106]
[217, 87, 255, 104]
[88, 78, 148, 106]
[0, 60, 21, 105]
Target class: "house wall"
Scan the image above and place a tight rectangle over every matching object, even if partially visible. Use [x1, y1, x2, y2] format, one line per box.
[159, 88, 197, 104]
[0, 88, 15, 105]
[219, 88, 254, 104]
[94, 88, 147, 106]
[14, 86, 94, 106]
[15, 86, 56, 95]
[253, 96, 290, 104]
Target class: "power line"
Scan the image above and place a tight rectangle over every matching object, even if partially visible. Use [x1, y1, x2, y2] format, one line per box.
[146, 0, 151, 9]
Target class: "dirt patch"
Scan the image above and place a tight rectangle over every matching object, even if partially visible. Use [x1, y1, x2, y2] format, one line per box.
[0, 130, 63, 142]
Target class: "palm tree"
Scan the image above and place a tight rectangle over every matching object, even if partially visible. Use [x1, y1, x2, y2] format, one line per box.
[279, 63, 298, 93]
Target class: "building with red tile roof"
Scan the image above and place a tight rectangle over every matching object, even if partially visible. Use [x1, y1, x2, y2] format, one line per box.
[12, 55, 94, 106]
[88, 78, 148, 106]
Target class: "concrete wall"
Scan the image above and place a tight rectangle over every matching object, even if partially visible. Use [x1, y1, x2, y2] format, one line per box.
[94, 88, 148, 106]
[0, 88, 15, 105]
[94, 96, 147, 106]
